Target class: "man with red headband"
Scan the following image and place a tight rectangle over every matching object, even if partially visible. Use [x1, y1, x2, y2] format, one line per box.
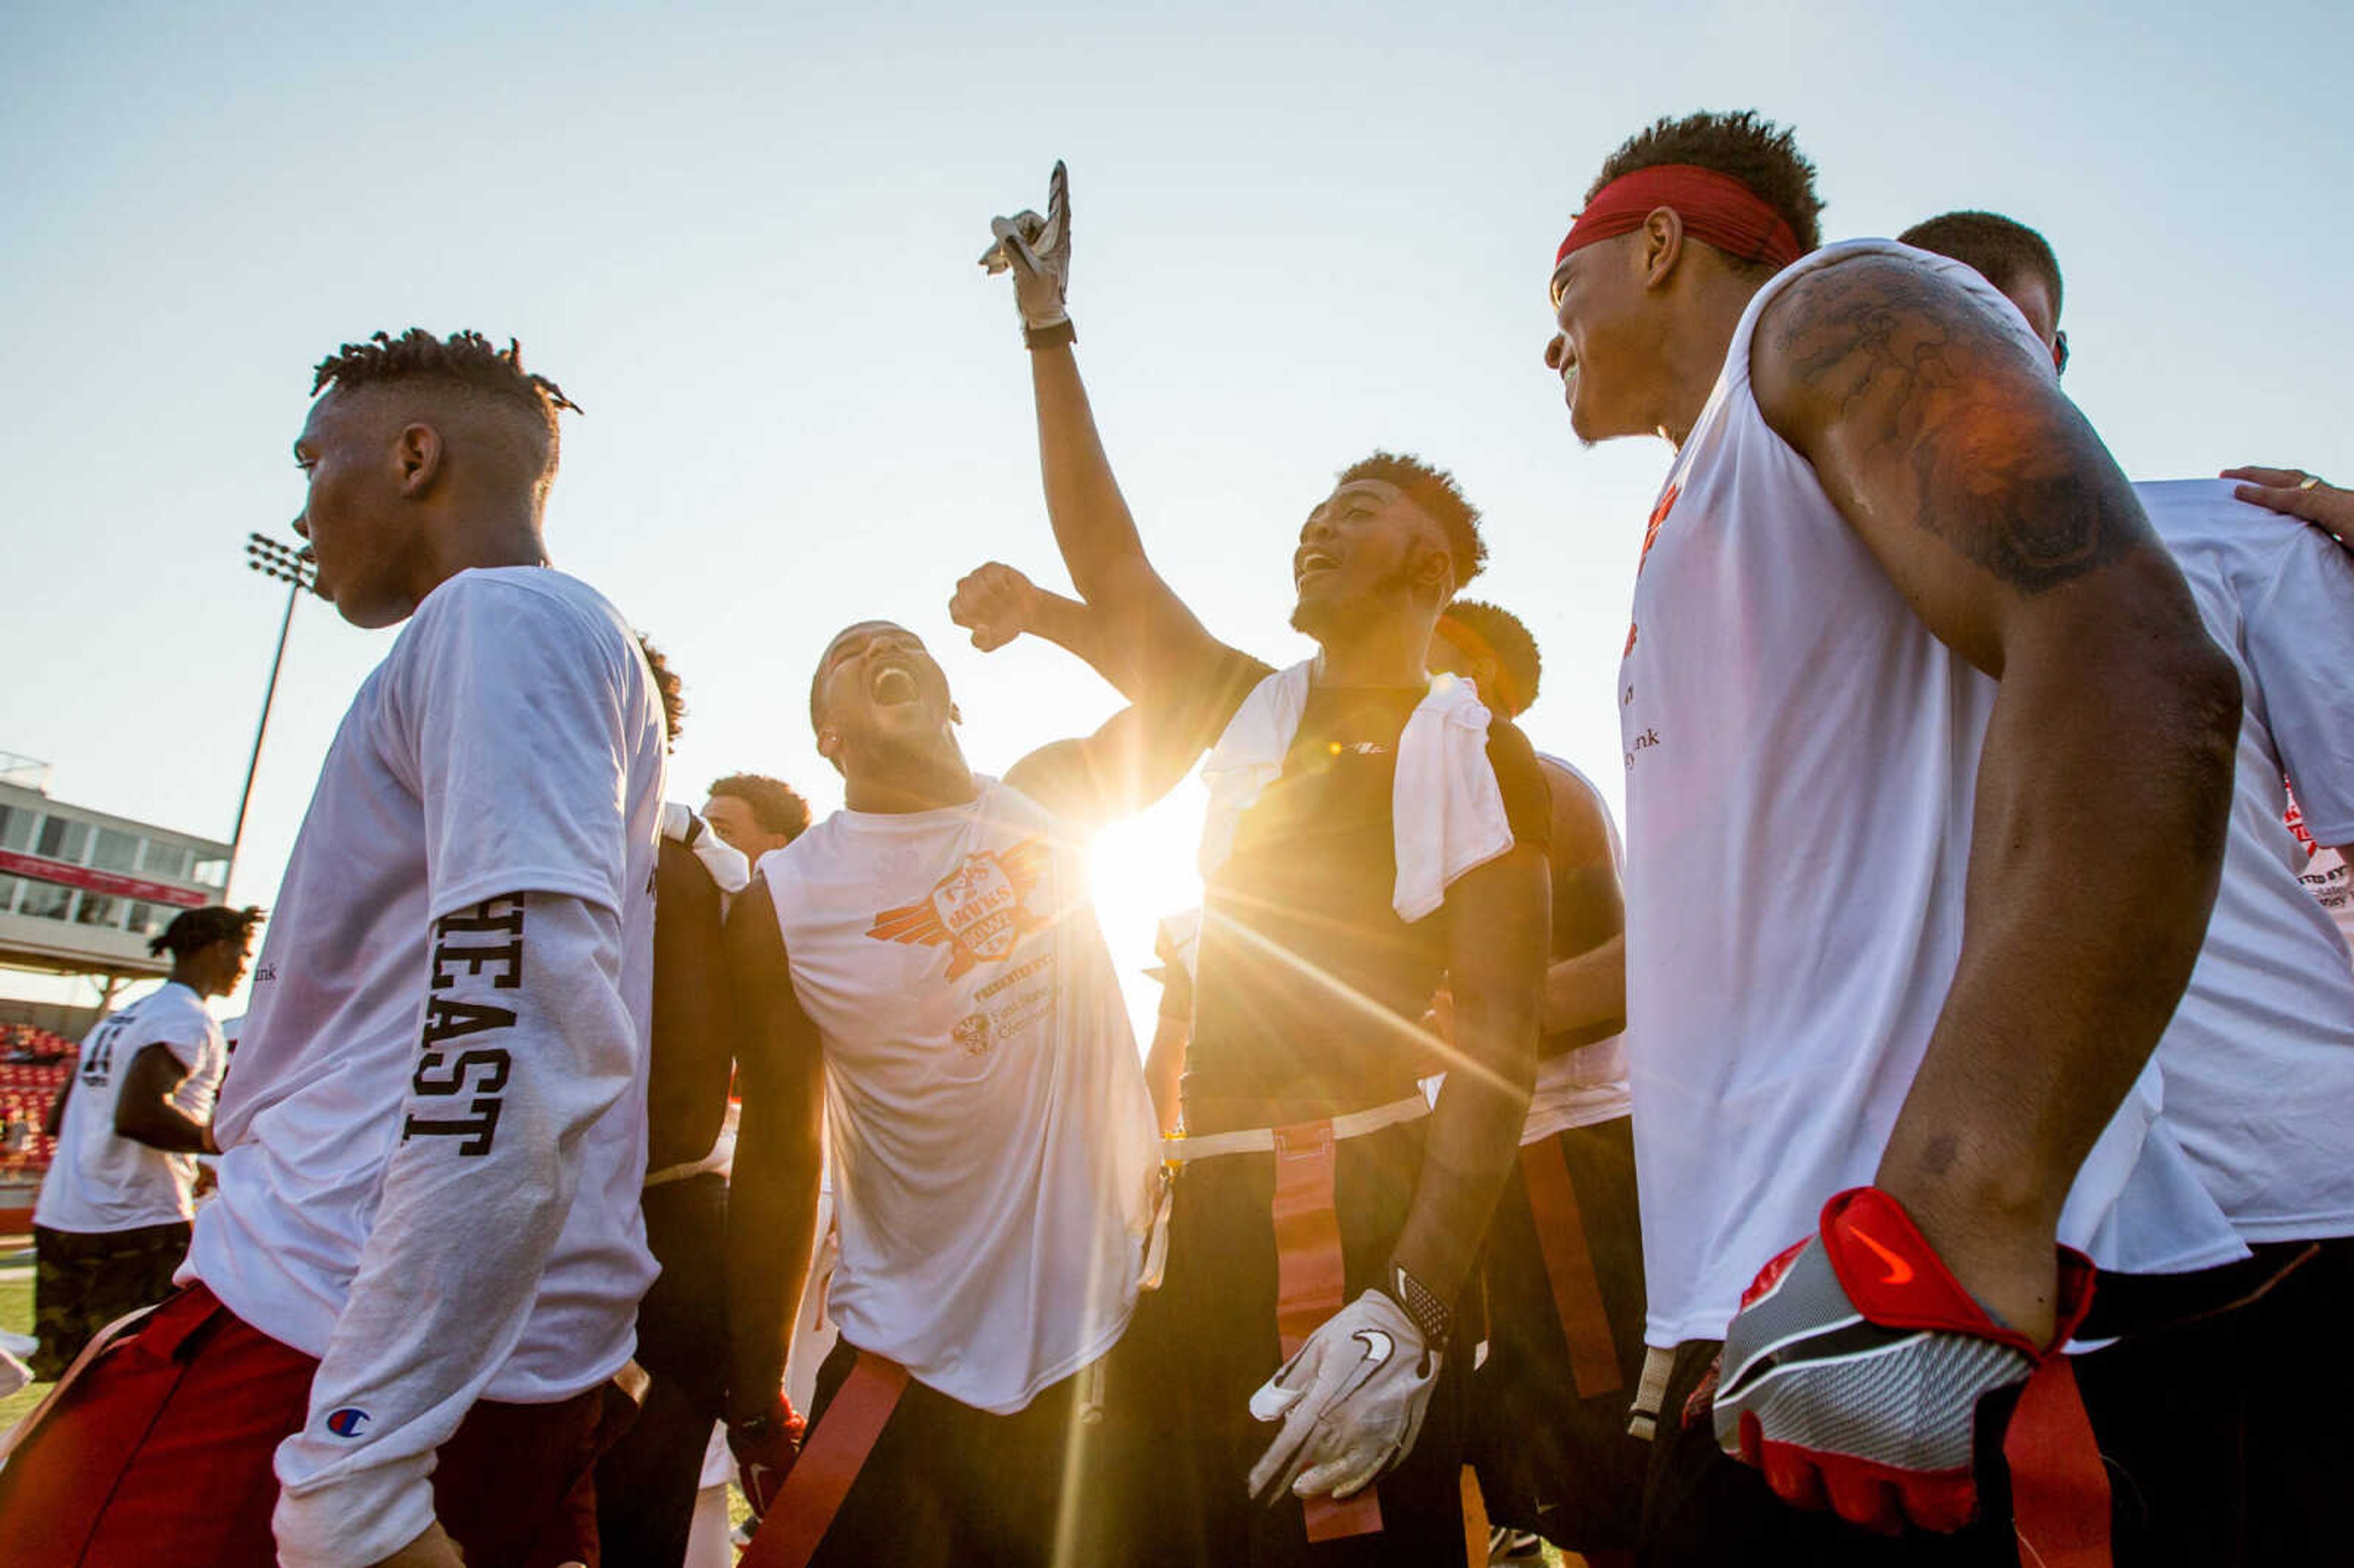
[1545, 111, 2243, 1564]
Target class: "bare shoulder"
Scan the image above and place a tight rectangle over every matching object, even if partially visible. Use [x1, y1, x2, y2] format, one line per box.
[1750, 251, 2040, 436]
[1751, 252, 2150, 606]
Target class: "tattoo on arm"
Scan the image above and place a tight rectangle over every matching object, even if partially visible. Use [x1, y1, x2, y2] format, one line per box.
[1761, 255, 2147, 598]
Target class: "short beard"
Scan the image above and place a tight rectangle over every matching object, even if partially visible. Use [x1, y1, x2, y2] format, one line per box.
[1289, 561, 1417, 645]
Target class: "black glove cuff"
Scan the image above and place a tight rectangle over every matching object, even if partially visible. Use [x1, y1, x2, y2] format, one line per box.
[1387, 1263, 1452, 1346]
[1023, 319, 1078, 351]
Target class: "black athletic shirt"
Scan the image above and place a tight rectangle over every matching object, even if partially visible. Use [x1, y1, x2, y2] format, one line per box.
[1177, 652, 1550, 1133]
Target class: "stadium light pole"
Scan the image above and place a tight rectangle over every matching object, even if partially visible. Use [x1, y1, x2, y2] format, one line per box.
[229, 533, 318, 902]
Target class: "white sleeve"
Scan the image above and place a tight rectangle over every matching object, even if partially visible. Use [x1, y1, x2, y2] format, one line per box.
[2245, 530, 2354, 845]
[272, 890, 638, 1568]
[272, 580, 650, 1567]
[402, 578, 638, 919]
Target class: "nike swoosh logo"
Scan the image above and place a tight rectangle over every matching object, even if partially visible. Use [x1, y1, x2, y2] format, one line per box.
[1353, 1328, 1394, 1366]
[1849, 1227, 1915, 1286]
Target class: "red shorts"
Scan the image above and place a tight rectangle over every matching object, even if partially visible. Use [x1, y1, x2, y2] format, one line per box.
[0, 1284, 623, 1568]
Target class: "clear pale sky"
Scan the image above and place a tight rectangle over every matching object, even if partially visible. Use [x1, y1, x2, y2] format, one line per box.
[5, 0, 2348, 1038]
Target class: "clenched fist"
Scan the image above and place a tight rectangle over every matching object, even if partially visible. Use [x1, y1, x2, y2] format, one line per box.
[950, 562, 1043, 653]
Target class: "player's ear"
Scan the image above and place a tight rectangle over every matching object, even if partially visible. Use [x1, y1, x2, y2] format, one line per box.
[948, 701, 964, 726]
[394, 422, 443, 497]
[1642, 207, 1686, 290]
[816, 725, 840, 762]
[1414, 541, 1454, 597]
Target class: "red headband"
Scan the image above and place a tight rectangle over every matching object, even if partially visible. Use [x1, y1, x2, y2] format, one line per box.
[1554, 164, 1802, 273]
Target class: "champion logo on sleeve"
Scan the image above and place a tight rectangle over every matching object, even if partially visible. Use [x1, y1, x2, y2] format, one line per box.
[324, 1407, 371, 1437]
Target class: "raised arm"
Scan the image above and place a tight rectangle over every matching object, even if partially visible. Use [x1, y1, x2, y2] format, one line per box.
[720, 872, 825, 1517]
[1003, 702, 1214, 831]
[949, 560, 1141, 698]
[1751, 251, 2241, 1341]
[981, 165, 1247, 710]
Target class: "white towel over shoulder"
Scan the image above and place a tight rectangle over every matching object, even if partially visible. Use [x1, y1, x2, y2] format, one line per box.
[1198, 661, 1514, 921]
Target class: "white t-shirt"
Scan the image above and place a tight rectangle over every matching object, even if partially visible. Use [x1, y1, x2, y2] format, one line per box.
[2132, 479, 2354, 1243]
[2284, 793, 2354, 964]
[188, 567, 664, 1403]
[35, 981, 225, 1233]
[1616, 242, 2242, 1348]
[1521, 754, 1630, 1142]
[763, 776, 1159, 1415]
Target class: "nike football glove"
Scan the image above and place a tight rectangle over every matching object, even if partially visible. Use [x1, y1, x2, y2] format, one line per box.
[1247, 1287, 1440, 1504]
[727, 1391, 807, 1521]
[1712, 1186, 2095, 1535]
[980, 160, 1073, 340]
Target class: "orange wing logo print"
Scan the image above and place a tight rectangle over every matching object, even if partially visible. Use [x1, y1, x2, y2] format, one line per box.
[865, 837, 1053, 980]
[1625, 481, 1682, 657]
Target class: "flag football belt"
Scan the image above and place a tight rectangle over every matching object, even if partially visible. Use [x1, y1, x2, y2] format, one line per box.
[1517, 1135, 1625, 1400]
[1163, 1092, 1428, 1545]
[1158, 1092, 1430, 1164]
[739, 1348, 910, 1568]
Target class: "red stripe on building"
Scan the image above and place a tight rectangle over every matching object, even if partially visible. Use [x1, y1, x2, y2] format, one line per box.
[0, 850, 208, 908]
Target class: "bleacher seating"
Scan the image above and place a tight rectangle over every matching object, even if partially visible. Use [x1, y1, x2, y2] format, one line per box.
[0, 1026, 76, 1176]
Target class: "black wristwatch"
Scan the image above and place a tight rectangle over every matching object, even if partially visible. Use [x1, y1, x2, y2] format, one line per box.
[1387, 1262, 1453, 1346]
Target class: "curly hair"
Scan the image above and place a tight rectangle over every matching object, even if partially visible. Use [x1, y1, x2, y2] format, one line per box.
[636, 634, 687, 749]
[1898, 210, 2063, 322]
[1588, 110, 1824, 263]
[310, 329, 581, 473]
[1436, 599, 1542, 717]
[707, 774, 812, 843]
[1336, 451, 1487, 590]
[151, 905, 263, 961]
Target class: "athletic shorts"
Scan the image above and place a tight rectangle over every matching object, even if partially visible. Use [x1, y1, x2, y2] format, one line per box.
[2070, 1235, 2353, 1567]
[1636, 1238, 2354, 1567]
[761, 1334, 1121, 1568]
[0, 1283, 622, 1568]
[1466, 1116, 1648, 1551]
[596, 1171, 730, 1568]
[1100, 1117, 1473, 1568]
[30, 1220, 191, 1381]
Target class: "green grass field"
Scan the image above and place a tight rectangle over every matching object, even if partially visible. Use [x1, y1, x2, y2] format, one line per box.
[0, 1265, 47, 1433]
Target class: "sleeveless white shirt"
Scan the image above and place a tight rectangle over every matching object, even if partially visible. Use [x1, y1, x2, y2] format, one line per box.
[764, 777, 1158, 1414]
[1617, 240, 2242, 1347]
[1520, 754, 1631, 1141]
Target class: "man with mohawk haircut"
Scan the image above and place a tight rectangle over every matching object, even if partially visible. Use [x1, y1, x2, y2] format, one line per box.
[0, 329, 666, 1568]
[961, 163, 1550, 1568]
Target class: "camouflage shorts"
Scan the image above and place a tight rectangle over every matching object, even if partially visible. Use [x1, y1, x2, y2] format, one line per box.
[30, 1221, 191, 1381]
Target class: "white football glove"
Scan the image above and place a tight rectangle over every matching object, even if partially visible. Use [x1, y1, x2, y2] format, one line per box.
[1247, 1288, 1439, 1504]
[979, 160, 1072, 333]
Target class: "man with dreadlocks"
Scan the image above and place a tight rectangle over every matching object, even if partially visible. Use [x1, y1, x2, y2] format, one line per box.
[0, 329, 666, 1568]
[28, 905, 259, 1379]
[961, 164, 1550, 1568]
